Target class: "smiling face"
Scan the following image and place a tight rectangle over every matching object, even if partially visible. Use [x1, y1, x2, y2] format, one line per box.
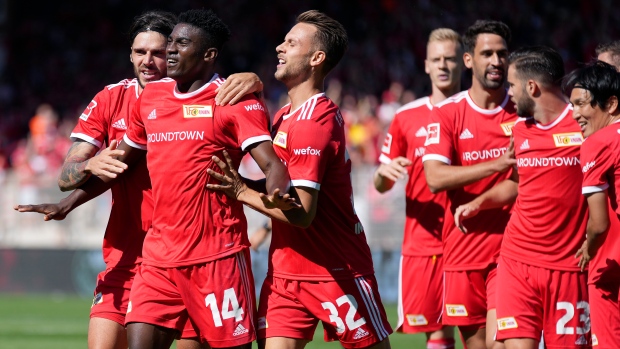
[570, 87, 611, 137]
[464, 33, 508, 90]
[166, 23, 210, 84]
[274, 22, 317, 85]
[131, 31, 168, 90]
[425, 40, 462, 91]
[507, 64, 535, 117]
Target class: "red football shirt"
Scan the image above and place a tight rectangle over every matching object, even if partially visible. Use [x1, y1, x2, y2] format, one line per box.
[502, 106, 587, 271]
[269, 93, 375, 281]
[580, 120, 620, 283]
[378, 96, 446, 256]
[422, 90, 517, 271]
[71, 78, 152, 273]
[124, 75, 272, 268]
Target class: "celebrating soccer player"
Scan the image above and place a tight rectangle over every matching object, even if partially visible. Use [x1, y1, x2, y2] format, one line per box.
[455, 46, 593, 349]
[373, 28, 463, 349]
[564, 60, 620, 349]
[421, 20, 516, 349]
[207, 10, 393, 349]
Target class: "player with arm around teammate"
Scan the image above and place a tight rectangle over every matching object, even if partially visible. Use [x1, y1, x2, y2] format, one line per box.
[208, 10, 392, 349]
[373, 28, 463, 349]
[421, 20, 516, 349]
[455, 46, 593, 349]
[563, 60, 620, 349]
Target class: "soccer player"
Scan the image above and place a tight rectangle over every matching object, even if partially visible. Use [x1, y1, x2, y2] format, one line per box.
[421, 20, 516, 349]
[373, 28, 462, 349]
[207, 10, 393, 349]
[595, 41, 620, 70]
[17, 8, 290, 349]
[564, 60, 620, 349]
[455, 46, 592, 349]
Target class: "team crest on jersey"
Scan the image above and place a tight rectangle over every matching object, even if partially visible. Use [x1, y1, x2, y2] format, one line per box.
[553, 132, 583, 147]
[497, 317, 518, 330]
[183, 105, 212, 118]
[406, 314, 428, 326]
[445, 304, 468, 317]
[273, 131, 287, 149]
[80, 100, 97, 121]
[382, 133, 393, 153]
[500, 121, 515, 136]
[258, 316, 268, 330]
[91, 292, 103, 307]
[424, 123, 440, 146]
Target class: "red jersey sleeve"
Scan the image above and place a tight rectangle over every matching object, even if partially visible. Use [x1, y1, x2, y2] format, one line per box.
[287, 117, 334, 190]
[218, 95, 271, 150]
[379, 115, 406, 164]
[423, 106, 454, 165]
[70, 89, 112, 148]
[581, 136, 611, 194]
[123, 94, 147, 150]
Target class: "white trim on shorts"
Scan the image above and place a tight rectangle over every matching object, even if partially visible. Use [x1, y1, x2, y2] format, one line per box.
[354, 277, 390, 341]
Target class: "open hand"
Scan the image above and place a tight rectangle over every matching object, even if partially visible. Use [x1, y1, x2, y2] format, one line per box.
[206, 150, 247, 199]
[14, 202, 69, 221]
[454, 202, 481, 233]
[86, 139, 127, 179]
[259, 188, 301, 211]
[215, 73, 264, 106]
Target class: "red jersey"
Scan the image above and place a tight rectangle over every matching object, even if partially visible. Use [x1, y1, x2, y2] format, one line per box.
[502, 106, 587, 271]
[422, 90, 517, 271]
[269, 93, 375, 281]
[580, 120, 620, 283]
[378, 97, 446, 256]
[124, 75, 272, 268]
[71, 78, 152, 271]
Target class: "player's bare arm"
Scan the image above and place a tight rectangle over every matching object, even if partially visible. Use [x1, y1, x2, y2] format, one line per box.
[576, 191, 610, 270]
[215, 72, 264, 106]
[424, 138, 515, 193]
[58, 139, 128, 191]
[454, 169, 518, 233]
[373, 156, 412, 193]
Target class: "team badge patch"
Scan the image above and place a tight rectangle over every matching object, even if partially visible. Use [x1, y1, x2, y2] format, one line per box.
[382, 133, 393, 153]
[80, 100, 97, 121]
[592, 333, 598, 346]
[183, 105, 212, 118]
[91, 292, 103, 307]
[553, 132, 583, 147]
[425, 123, 440, 146]
[258, 316, 268, 330]
[501, 121, 515, 136]
[445, 304, 468, 317]
[406, 314, 428, 326]
[273, 131, 287, 149]
[497, 317, 518, 330]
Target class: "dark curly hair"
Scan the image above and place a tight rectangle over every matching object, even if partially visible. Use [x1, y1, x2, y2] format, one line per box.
[177, 9, 231, 52]
[128, 10, 177, 45]
[508, 46, 564, 87]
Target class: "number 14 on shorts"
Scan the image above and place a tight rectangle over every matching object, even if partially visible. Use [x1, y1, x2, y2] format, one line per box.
[205, 288, 244, 327]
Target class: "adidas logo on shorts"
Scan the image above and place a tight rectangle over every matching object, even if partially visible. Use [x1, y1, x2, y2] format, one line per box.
[353, 327, 369, 340]
[232, 323, 249, 337]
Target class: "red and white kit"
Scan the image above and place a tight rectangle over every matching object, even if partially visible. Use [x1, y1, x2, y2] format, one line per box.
[422, 90, 517, 326]
[496, 106, 591, 348]
[71, 79, 152, 324]
[580, 120, 620, 349]
[123, 74, 271, 345]
[260, 93, 392, 348]
[379, 96, 447, 333]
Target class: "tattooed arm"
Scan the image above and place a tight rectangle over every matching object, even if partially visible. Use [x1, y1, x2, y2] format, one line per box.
[58, 139, 127, 191]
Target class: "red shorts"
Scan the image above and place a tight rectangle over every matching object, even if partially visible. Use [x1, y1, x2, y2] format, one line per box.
[495, 256, 590, 348]
[90, 266, 137, 325]
[257, 275, 392, 349]
[589, 282, 620, 348]
[396, 255, 444, 333]
[126, 250, 257, 347]
[443, 264, 497, 328]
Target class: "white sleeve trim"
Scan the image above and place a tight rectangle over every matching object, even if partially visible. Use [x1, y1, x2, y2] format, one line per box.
[379, 154, 393, 165]
[123, 134, 147, 150]
[70, 133, 102, 149]
[422, 154, 451, 165]
[582, 184, 609, 194]
[291, 179, 321, 190]
[241, 135, 272, 151]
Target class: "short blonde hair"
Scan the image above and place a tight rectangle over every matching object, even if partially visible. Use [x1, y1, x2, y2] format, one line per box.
[428, 28, 461, 45]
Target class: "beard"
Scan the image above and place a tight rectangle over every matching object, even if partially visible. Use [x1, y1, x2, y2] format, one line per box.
[473, 67, 505, 90]
[516, 94, 535, 117]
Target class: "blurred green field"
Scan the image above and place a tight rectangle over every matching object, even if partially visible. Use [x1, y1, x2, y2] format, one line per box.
[0, 294, 464, 348]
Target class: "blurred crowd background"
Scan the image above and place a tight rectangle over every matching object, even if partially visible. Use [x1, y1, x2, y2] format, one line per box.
[0, 0, 619, 295]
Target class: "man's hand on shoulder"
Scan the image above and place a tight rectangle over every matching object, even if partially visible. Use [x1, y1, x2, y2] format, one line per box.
[215, 72, 264, 106]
